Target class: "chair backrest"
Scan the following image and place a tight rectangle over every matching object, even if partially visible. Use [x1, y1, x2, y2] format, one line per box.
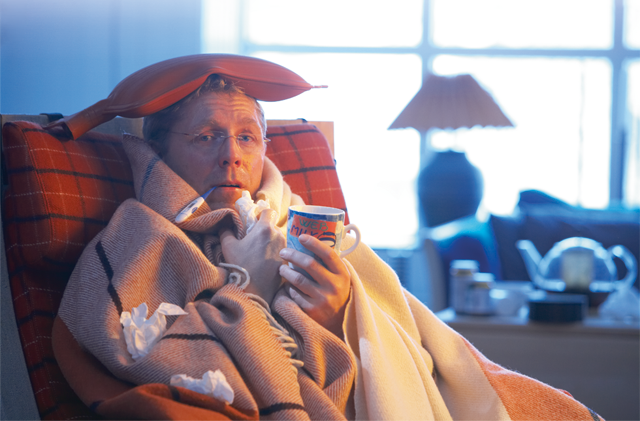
[0, 115, 346, 420]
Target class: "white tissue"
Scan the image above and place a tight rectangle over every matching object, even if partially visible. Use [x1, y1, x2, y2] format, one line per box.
[170, 370, 234, 404]
[234, 190, 270, 233]
[120, 302, 188, 361]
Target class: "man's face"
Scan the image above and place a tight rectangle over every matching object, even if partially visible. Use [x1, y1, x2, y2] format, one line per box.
[161, 91, 266, 210]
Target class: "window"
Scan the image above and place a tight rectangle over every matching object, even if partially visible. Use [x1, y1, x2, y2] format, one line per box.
[202, 0, 638, 248]
[431, 0, 613, 49]
[625, 60, 640, 207]
[625, 0, 640, 48]
[203, 0, 424, 248]
[245, 0, 423, 47]
[430, 56, 612, 213]
[251, 52, 422, 248]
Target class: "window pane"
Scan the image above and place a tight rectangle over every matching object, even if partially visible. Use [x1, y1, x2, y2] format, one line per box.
[625, 0, 640, 49]
[202, 0, 241, 54]
[245, 0, 423, 47]
[431, 0, 613, 49]
[624, 60, 640, 207]
[431, 56, 612, 214]
[253, 52, 422, 247]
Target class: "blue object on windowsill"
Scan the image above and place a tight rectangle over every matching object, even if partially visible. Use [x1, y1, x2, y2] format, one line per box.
[418, 150, 483, 228]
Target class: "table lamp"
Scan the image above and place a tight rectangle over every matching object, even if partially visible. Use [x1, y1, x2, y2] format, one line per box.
[389, 73, 514, 227]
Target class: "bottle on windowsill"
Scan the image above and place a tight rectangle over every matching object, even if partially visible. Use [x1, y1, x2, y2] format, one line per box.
[450, 260, 479, 314]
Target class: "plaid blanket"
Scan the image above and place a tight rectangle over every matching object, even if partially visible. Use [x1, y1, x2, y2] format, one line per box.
[56, 136, 601, 420]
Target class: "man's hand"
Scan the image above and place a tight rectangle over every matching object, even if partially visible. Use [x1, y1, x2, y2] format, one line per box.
[220, 209, 286, 303]
[279, 234, 351, 338]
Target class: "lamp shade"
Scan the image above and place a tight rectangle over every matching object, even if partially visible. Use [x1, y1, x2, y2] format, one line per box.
[389, 73, 513, 132]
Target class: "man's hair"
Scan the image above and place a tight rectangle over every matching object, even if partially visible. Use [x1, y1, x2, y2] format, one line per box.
[142, 74, 266, 156]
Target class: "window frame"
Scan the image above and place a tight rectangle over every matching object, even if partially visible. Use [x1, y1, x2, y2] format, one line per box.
[234, 0, 635, 208]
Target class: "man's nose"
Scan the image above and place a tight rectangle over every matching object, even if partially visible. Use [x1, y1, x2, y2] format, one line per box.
[218, 136, 242, 168]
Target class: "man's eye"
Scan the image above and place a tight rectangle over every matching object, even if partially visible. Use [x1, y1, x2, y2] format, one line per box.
[198, 133, 219, 142]
[238, 134, 256, 143]
[198, 133, 216, 142]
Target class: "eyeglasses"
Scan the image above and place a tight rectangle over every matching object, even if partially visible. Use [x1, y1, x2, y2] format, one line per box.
[169, 130, 270, 154]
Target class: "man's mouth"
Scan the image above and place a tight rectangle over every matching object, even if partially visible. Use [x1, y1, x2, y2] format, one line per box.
[218, 184, 240, 188]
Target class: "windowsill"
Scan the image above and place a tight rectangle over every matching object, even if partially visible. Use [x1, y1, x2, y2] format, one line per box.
[437, 307, 640, 336]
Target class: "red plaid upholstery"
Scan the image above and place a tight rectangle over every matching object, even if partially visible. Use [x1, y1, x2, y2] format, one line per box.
[266, 124, 349, 225]
[2, 122, 136, 269]
[2, 122, 135, 419]
[1, 120, 347, 419]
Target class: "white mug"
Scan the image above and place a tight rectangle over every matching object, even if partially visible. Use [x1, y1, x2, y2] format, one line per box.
[286, 205, 361, 277]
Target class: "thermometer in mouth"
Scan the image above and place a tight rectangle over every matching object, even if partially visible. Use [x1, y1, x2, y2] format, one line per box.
[175, 187, 216, 223]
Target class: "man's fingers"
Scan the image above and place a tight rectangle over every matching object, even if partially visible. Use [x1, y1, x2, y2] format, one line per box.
[279, 236, 349, 290]
[289, 287, 314, 311]
[298, 234, 344, 274]
[279, 248, 329, 285]
[280, 264, 321, 297]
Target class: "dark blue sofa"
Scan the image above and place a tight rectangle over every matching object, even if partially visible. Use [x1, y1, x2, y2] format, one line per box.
[431, 190, 640, 306]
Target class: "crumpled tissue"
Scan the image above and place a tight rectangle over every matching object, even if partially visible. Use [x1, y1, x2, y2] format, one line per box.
[235, 190, 270, 233]
[120, 302, 188, 361]
[170, 370, 234, 404]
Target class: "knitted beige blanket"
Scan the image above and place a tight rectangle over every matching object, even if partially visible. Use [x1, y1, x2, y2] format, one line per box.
[58, 135, 600, 420]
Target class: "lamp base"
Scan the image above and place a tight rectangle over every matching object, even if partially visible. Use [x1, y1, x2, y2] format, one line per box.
[418, 150, 483, 227]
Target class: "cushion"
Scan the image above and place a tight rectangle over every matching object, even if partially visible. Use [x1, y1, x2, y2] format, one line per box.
[520, 207, 640, 285]
[2, 120, 347, 419]
[491, 206, 640, 286]
[57, 54, 318, 139]
[490, 213, 527, 281]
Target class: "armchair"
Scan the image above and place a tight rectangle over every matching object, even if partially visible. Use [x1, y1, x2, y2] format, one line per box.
[1, 115, 346, 420]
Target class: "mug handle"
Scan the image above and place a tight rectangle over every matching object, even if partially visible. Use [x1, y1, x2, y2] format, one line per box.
[339, 224, 361, 257]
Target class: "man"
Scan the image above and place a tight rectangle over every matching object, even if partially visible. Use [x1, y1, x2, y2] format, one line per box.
[53, 54, 599, 420]
[142, 75, 350, 337]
